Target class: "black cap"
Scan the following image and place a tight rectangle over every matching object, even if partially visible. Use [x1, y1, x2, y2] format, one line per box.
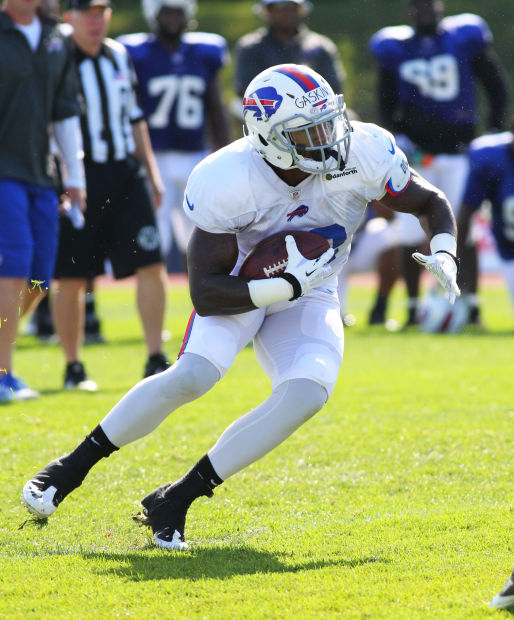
[67, 0, 110, 10]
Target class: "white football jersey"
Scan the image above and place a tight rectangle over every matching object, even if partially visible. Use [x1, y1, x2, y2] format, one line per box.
[183, 121, 410, 287]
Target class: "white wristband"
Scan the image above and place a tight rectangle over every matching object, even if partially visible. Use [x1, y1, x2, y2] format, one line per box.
[248, 278, 293, 308]
[430, 233, 457, 256]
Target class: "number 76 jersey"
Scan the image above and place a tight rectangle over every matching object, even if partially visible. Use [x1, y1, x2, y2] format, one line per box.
[119, 32, 228, 152]
[369, 13, 492, 126]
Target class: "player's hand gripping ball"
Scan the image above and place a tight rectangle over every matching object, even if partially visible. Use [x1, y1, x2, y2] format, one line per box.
[239, 230, 330, 280]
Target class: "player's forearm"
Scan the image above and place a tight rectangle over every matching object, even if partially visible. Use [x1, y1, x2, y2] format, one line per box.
[189, 273, 258, 316]
[416, 191, 457, 243]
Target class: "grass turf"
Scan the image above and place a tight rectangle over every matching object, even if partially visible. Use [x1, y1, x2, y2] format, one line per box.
[1, 278, 512, 618]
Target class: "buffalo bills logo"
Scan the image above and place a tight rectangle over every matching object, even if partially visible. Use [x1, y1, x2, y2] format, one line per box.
[243, 87, 283, 121]
[287, 205, 309, 221]
[313, 98, 328, 112]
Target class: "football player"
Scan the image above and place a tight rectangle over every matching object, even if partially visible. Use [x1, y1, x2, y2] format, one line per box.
[22, 64, 460, 550]
[369, 0, 509, 326]
[233, 0, 345, 106]
[118, 0, 230, 264]
[457, 130, 514, 323]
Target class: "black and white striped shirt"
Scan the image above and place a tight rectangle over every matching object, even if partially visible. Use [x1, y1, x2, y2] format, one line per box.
[72, 37, 144, 163]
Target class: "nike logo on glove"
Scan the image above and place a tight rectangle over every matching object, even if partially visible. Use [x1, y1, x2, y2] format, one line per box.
[185, 195, 194, 211]
[387, 138, 395, 155]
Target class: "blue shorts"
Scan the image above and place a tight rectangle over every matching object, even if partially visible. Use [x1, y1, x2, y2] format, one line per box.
[0, 180, 59, 287]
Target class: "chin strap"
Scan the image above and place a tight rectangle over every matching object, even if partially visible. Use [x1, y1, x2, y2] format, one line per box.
[325, 149, 346, 171]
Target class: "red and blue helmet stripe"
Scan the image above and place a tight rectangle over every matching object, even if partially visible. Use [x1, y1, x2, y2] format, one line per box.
[274, 65, 320, 92]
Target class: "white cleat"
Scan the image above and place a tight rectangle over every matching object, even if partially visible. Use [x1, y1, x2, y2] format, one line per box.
[489, 570, 514, 609]
[63, 362, 98, 392]
[153, 529, 189, 551]
[21, 481, 59, 519]
[65, 377, 98, 392]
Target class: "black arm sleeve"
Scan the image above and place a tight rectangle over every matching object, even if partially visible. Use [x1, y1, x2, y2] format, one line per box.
[376, 66, 398, 131]
[472, 46, 510, 130]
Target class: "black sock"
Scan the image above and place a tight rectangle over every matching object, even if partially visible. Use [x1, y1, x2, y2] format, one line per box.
[85, 292, 96, 317]
[166, 454, 223, 504]
[60, 424, 119, 479]
[373, 294, 387, 314]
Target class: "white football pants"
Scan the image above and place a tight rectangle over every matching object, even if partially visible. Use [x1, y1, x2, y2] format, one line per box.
[100, 291, 343, 480]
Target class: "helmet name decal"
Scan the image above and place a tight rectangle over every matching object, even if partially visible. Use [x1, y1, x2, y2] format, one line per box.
[243, 87, 283, 121]
[294, 85, 331, 109]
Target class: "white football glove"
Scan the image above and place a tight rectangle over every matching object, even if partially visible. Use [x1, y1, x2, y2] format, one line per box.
[280, 235, 335, 299]
[412, 251, 461, 305]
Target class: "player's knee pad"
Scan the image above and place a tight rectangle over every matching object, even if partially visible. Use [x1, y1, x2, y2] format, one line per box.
[275, 378, 327, 432]
[159, 352, 220, 403]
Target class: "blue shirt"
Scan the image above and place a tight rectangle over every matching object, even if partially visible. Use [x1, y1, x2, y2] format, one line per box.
[119, 32, 228, 152]
[370, 14, 491, 126]
[462, 132, 514, 260]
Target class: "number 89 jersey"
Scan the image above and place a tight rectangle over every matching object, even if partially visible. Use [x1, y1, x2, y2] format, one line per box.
[119, 32, 228, 152]
[369, 13, 491, 126]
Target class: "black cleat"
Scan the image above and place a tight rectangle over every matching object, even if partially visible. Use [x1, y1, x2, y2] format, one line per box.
[134, 482, 211, 551]
[21, 458, 86, 519]
[143, 353, 170, 378]
[64, 361, 98, 391]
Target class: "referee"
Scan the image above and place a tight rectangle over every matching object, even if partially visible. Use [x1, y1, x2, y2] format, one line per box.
[53, 0, 169, 390]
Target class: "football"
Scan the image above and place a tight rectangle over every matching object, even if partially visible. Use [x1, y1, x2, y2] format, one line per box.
[239, 230, 330, 280]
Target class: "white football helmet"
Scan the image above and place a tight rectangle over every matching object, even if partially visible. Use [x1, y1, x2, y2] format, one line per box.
[243, 64, 351, 174]
[418, 287, 470, 333]
[142, 0, 197, 28]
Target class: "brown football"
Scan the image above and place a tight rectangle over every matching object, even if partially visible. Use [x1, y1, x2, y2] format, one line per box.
[239, 230, 330, 280]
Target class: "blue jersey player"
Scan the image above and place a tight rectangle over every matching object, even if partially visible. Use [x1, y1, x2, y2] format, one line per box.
[119, 0, 230, 261]
[457, 131, 514, 324]
[370, 0, 509, 326]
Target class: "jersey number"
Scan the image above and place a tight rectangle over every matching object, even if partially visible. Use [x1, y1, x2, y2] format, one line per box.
[399, 54, 459, 101]
[147, 75, 205, 130]
[502, 196, 514, 242]
[310, 224, 347, 249]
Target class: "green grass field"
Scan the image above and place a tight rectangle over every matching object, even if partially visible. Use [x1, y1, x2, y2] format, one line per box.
[1, 279, 513, 618]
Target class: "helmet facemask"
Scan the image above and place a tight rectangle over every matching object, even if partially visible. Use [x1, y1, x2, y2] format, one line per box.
[271, 95, 351, 174]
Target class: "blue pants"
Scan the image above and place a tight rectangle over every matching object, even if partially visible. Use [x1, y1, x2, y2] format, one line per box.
[0, 180, 59, 288]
